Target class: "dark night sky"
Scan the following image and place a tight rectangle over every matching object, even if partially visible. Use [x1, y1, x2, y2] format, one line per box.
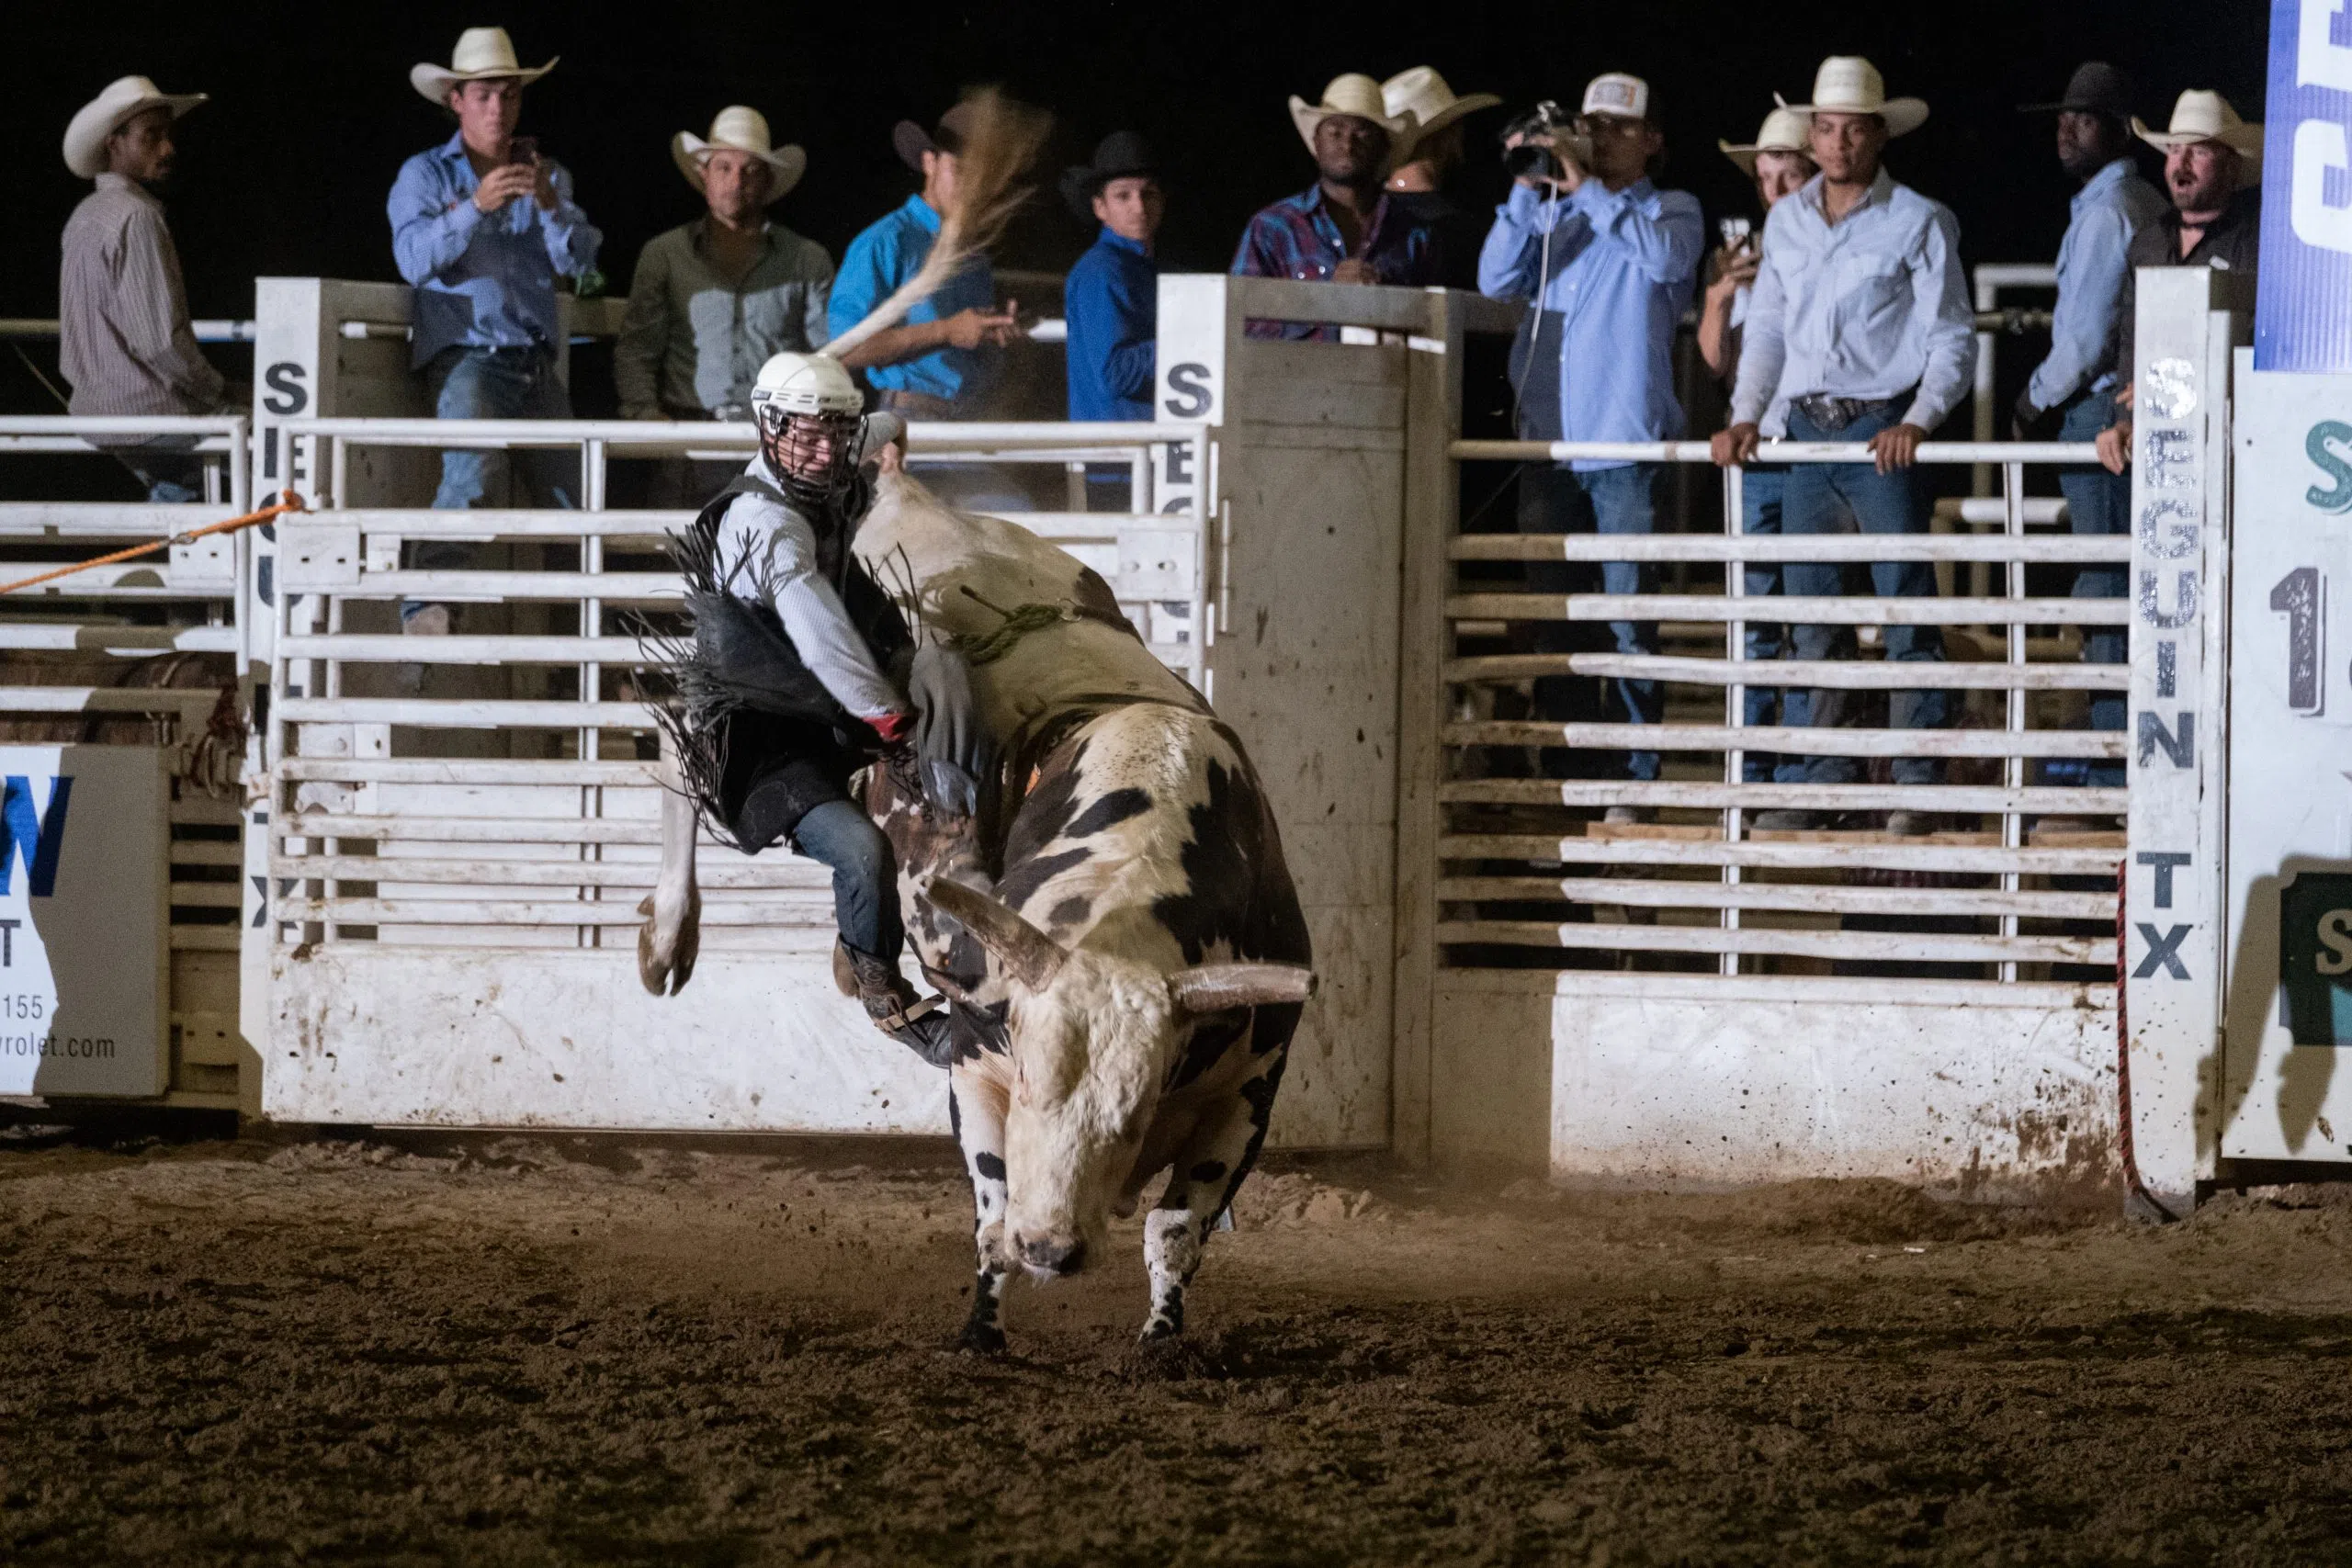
[1, 0, 2272, 394]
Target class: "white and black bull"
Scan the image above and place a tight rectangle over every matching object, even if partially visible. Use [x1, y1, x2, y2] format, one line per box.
[639, 472, 1314, 1348]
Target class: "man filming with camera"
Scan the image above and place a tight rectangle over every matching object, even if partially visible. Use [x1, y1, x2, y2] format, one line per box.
[1476, 73, 1702, 812]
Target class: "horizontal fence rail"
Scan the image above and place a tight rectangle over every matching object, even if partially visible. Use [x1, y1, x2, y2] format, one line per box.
[1434, 438, 2128, 991]
[265, 417, 1212, 953]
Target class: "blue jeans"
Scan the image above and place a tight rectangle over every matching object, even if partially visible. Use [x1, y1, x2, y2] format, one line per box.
[413, 344, 576, 623]
[1519, 462, 1663, 780]
[1736, 464, 1790, 783]
[2054, 389, 2128, 788]
[1776, 404, 1948, 786]
[791, 799, 902, 961]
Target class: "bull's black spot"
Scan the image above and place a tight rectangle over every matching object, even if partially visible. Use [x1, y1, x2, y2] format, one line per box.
[1151, 745, 1312, 972]
[949, 1086, 962, 1139]
[1002, 738, 1091, 867]
[1048, 896, 1091, 930]
[1189, 1160, 1227, 1184]
[993, 847, 1091, 913]
[1066, 786, 1150, 840]
[974, 1151, 1006, 1182]
[1169, 1011, 1248, 1090]
[950, 998, 1010, 1058]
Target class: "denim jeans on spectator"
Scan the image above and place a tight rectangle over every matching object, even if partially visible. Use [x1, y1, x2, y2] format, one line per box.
[1736, 463, 1790, 784]
[791, 798, 902, 961]
[1776, 403, 1948, 786]
[413, 344, 576, 622]
[2055, 389, 2128, 789]
[1519, 461, 1663, 781]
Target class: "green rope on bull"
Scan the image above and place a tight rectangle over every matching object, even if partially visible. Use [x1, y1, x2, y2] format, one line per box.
[952, 585, 1080, 667]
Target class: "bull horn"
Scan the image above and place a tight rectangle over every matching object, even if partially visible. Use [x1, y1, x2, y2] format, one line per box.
[1166, 963, 1317, 1016]
[922, 875, 1068, 990]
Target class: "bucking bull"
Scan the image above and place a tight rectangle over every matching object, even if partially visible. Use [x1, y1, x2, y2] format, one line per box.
[636, 472, 1315, 1349]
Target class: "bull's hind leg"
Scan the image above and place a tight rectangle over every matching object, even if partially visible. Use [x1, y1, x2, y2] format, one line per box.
[949, 1070, 1012, 1353]
[1141, 1050, 1288, 1341]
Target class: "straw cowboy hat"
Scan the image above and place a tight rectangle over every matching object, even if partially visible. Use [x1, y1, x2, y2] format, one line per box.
[2133, 90, 2264, 186]
[673, 107, 806, 202]
[63, 75, 206, 179]
[1720, 106, 1812, 175]
[1783, 56, 1927, 137]
[410, 27, 556, 106]
[1289, 73, 1417, 165]
[1380, 67, 1500, 142]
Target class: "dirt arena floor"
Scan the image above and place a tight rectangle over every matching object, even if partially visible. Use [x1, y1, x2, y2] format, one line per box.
[3, 1126, 2350, 1566]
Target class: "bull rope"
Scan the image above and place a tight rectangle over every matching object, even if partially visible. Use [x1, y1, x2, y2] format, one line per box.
[0, 490, 305, 597]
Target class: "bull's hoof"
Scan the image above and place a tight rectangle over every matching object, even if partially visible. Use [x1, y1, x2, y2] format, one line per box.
[958, 1320, 1007, 1356]
[1138, 1314, 1183, 1343]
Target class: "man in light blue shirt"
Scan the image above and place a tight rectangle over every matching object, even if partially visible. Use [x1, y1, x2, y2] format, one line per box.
[389, 28, 600, 631]
[2015, 64, 2165, 797]
[1477, 73, 1702, 799]
[829, 103, 1019, 419]
[1715, 58, 1975, 831]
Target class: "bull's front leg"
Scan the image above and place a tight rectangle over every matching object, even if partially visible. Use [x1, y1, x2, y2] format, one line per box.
[1141, 1048, 1288, 1341]
[949, 1066, 1012, 1353]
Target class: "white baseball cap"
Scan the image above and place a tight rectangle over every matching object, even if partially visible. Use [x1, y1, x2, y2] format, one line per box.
[1581, 73, 1651, 122]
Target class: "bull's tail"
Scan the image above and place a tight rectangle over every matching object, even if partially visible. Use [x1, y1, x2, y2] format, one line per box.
[822, 87, 1050, 364]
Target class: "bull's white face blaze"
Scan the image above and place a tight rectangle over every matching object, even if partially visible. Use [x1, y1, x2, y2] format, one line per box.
[1000, 951, 1177, 1278]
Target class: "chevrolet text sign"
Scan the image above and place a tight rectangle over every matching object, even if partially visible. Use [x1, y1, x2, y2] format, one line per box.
[2259, 0, 2352, 369]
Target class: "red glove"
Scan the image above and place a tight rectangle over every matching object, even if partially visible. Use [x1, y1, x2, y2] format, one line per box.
[869, 709, 915, 747]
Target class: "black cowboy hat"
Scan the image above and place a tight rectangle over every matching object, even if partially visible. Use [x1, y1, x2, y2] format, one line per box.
[892, 100, 980, 173]
[2019, 62, 2137, 121]
[1058, 130, 1158, 220]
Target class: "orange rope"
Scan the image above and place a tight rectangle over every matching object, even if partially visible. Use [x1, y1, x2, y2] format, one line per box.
[0, 490, 306, 597]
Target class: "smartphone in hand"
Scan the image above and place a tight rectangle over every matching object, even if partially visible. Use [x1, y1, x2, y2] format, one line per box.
[507, 135, 538, 167]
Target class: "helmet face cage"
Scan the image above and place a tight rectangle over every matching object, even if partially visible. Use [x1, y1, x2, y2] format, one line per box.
[756, 402, 863, 509]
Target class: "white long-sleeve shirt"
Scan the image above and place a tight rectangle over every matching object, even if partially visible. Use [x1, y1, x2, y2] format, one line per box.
[1729, 169, 1976, 438]
[713, 421, 905, 721]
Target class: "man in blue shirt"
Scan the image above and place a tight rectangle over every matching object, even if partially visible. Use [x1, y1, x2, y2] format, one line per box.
[389, 28, 600, 631]
[1714, 58, 1976, 833]
[2015, 64, 2165, 798]
[1477, 73, 1702, 802]
[1061, 132, 1161, 425]
[829, 102, 1021, 421]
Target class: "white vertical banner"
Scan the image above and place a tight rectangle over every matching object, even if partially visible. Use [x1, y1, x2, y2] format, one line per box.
[1151, 275, 1231, 522]
[0, 746, 166, 1098]
[2123, 271, 2240, 1211]
[2222, 358, 2352, 1160]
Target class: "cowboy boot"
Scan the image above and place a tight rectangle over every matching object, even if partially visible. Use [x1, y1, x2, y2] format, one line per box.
[833, 940, 956, 1067]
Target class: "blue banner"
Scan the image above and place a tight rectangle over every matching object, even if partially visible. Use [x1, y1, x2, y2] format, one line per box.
[2257, 0, 2352, 370]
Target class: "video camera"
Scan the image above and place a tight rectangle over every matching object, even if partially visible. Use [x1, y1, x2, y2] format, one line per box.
[1499, 100, 1595, 181]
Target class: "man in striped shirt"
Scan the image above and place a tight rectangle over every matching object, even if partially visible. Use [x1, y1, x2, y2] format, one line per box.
[58, 76, 229, 503]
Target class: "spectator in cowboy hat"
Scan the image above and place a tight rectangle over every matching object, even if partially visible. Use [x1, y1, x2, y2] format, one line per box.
[57, 75, 231, 503]
[1060, 132, 1163, 428]
[388, 26, 601, 634]
[2012, 64, 2166, 810]
[1230, 73, 1441, 341]
[2095, 91, 2263, 478]
[828, 100, 1021, 421]
[1381, 67, 1502, 288]
[616, 106, 832, 505]
[1477, 72, 1703, 807]
[1712, 56, 1975, 834]
[1701, 103, 1814, 784]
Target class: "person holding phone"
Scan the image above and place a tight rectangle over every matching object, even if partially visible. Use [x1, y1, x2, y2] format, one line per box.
[1700, 106, 1813, 782]
[389, 28, 601, 634]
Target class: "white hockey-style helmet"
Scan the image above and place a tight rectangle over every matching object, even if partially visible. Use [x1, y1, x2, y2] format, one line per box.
[750, 352, 861, 421]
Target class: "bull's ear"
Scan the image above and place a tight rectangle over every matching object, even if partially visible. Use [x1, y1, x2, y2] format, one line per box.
[1166, 963, 1317, 1016]
[921, 874, 1069, 990]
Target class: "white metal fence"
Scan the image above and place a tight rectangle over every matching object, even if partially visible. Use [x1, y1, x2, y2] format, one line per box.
[1435, 437, 2125, 989]
[264, 416, 1210, 955]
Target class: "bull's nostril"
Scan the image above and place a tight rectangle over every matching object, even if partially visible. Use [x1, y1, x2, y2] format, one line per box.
[1022, 1236, 1086, 1275]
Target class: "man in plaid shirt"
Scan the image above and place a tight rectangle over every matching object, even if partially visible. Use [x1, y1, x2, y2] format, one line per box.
[1230, 73, 1439, 341]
